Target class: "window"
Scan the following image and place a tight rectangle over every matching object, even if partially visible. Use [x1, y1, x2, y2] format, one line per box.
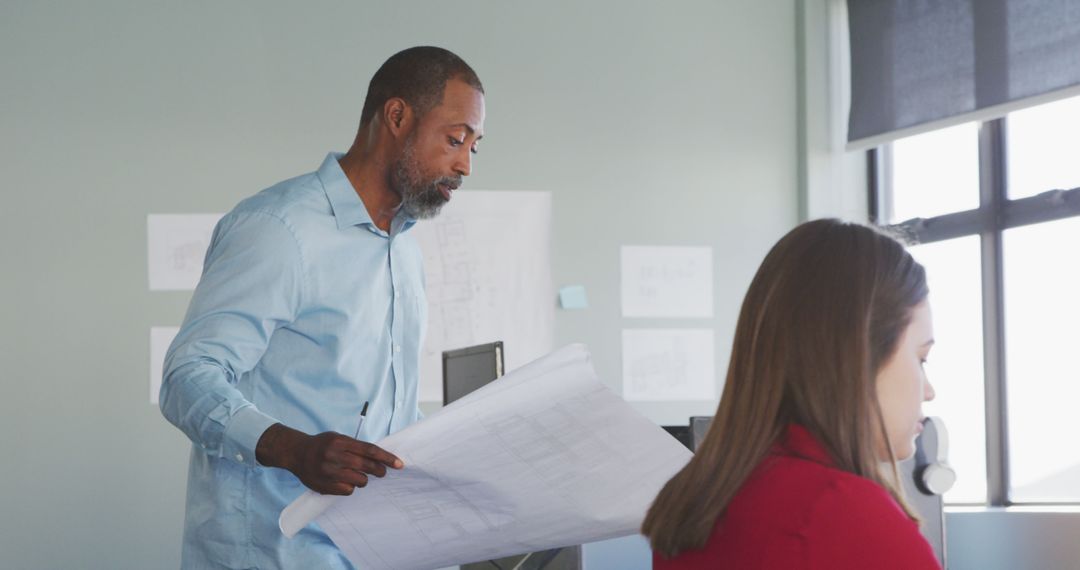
[1007, 96, 1080, 200]
[910, 236, 986, 504]
[890, 124, 980, 221]
[1003, 217, 1080, 503]
[871, 95, 1080, 506]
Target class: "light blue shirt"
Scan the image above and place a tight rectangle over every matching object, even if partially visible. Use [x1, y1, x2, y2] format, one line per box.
[160, 153, 426, 569]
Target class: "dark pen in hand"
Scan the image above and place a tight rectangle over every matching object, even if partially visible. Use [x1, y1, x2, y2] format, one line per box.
[353, 401, 369, 440]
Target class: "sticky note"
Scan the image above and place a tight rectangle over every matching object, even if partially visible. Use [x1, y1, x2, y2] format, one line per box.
[559, 285, 589, 309]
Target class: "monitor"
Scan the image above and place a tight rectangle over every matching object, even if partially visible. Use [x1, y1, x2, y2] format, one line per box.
[661, 425, 693, 451]
[442, 341, 505, 406]
[664, 416, 713, 452]
[689, 416, 713, 451]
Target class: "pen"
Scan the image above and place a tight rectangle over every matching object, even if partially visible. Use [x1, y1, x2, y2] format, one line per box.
[279, 401, 370, 539]
[353, 401, 369, 440]
[280, 400, 375, 538]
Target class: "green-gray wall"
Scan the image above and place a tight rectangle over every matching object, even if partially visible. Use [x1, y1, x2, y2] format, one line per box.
[0, 2, 798, 568]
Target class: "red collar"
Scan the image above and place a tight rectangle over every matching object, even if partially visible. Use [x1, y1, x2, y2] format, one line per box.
[773, 424, 835, 466]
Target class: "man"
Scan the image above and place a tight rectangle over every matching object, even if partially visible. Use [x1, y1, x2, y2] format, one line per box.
[160, 46, 485, 569]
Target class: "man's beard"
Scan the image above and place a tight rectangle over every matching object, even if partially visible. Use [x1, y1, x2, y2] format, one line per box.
[390, 137, 461, 220]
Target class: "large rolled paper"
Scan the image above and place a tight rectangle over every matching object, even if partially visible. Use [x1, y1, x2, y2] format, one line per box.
[279, 489, 338, 538]
[274, 344, 693, 570]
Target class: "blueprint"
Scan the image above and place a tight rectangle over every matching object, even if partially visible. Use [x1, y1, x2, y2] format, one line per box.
[622, 328, 717, 401]
[146, 213, 223, 290]
[620, 245, 713, 318]
[279, 344, 692, 570]
[410, 190, 554, 401]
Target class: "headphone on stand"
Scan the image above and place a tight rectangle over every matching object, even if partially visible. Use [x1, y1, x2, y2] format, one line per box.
[915, 416, 957, 496]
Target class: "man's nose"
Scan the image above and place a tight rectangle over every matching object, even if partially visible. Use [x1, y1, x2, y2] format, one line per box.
[453, 149, 472, 177]
[924, 378, 936, 402]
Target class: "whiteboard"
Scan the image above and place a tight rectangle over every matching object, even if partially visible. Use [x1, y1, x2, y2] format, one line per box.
[411, 191, 555, 402]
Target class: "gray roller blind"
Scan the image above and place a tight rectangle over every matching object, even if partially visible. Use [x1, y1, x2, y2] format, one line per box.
[847, 0, 1080, 147]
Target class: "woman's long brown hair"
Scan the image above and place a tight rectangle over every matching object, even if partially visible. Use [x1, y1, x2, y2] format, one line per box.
[642, 219, 928, 558]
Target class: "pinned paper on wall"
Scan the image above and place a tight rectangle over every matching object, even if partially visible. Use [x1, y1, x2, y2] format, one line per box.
[147, 214, 223, 290]
[621, 246, 713, 318]
[150, 326, 180, 404]
[622, 328, 716, 401]
[411, 191, 554, 402]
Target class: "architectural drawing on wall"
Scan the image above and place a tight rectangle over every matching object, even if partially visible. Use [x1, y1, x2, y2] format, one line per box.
[621, 245, 714, 318]
[147, 214, 223, 290]
[430, 218, 477, 352]
[410, 191, 554, 402]
[149, 326, 180, 404]
[622, 328, 716, 401]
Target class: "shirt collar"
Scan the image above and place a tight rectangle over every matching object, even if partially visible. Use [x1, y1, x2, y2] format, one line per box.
[774, 424, 835, 466]
[317, 152, 418, 234]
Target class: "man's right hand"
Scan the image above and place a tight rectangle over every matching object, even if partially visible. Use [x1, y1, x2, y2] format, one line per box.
[255, 423, 404, 495]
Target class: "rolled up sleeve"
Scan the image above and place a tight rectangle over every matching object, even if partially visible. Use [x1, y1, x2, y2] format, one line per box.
[159, 210, 305, 467]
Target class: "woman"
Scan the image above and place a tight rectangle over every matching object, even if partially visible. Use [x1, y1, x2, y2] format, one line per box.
[643, 219, 941, 569]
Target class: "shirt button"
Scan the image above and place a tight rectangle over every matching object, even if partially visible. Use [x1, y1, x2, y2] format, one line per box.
[394, 344, 401, 353]
[235, 453, 244, 462]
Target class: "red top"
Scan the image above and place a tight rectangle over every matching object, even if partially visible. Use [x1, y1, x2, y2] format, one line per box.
[654, 424, 941, 570]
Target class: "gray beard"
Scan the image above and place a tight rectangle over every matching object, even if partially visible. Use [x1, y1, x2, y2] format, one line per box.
[390, 140, 458, 220]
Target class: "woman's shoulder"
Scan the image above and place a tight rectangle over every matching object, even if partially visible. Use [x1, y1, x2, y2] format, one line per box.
[800, 472, 941, 569]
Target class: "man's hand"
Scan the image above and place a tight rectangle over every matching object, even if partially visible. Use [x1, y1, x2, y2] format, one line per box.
[255, 423, 404, 495]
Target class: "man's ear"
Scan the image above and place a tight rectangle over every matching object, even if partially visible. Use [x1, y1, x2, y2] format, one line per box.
[383, 97, 413, 138]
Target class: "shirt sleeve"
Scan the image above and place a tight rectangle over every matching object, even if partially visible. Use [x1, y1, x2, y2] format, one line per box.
[805, 477, 942, 569]
[158, 210, 305, 468]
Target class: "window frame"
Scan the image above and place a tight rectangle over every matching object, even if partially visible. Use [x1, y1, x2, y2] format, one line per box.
[870, 117, 1080, 506]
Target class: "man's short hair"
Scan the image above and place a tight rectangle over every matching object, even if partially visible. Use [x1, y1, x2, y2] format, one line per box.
[359, 46, 484, 127]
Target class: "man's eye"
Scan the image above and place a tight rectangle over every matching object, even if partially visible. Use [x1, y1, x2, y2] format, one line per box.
[470, 145, 479, 155]
[448, 136, 463, 146]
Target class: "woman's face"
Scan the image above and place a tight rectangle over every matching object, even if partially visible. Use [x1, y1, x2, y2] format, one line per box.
[875, 300, 936, 461]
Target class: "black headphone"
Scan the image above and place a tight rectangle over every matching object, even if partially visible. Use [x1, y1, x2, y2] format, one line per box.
[915, 416, 957, 496]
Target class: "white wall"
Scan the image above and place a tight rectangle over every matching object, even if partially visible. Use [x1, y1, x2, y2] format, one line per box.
[0, 1, 799, 568]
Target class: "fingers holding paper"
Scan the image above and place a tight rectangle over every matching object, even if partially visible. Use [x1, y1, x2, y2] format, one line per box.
[256, 423, 404, 496]
[300, 432, 405, 495]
